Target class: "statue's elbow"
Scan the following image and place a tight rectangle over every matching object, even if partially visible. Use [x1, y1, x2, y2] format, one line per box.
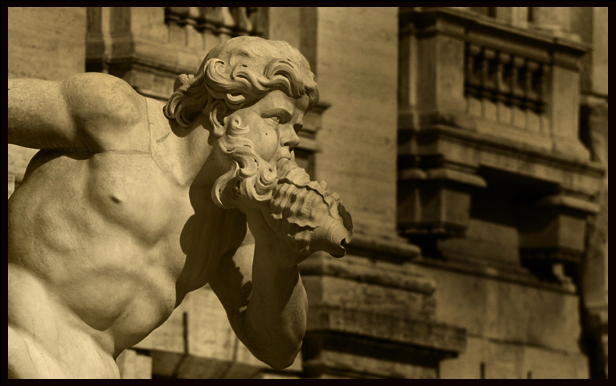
[265, 352, 298, 371]
[261, 343, 301, 371]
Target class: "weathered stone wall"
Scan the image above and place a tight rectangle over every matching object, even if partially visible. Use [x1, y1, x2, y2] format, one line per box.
[397, 6, 607, 379]
[7, 6, 608, 379]
[314, 7, 399, 239]
[7, 7, 87, 195]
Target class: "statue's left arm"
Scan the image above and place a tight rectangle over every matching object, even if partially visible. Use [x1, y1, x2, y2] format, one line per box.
[208, 215, 308, 370]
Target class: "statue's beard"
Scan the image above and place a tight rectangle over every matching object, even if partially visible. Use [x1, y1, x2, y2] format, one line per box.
[210, 117, 282, 211]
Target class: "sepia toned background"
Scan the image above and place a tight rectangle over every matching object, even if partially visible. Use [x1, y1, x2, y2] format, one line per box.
[7, 7, 608, 379]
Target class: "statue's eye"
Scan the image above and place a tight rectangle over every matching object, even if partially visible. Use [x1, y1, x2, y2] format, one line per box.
[270, 115, 282, 124]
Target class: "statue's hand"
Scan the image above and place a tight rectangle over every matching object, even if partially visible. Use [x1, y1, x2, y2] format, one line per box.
[261, 161, 353, 259]
[243, 204, 312, 268]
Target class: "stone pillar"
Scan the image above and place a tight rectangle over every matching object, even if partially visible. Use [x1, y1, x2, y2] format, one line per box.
[531, 8, 569, 34]
[314, 7, 401, 238]
[548, 44, 590, 161]
[495, 7, 529, 28]
[530, 7, 580, 41]
[266, 7, 301, 49]
[591, 7, 608, 96]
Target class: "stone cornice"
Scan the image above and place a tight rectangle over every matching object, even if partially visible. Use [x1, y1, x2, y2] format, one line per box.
[399, 122, 605, 186]
[400, 7, 589, 70]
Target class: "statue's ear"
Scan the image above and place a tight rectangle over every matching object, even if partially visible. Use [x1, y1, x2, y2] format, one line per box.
[207, 101, 227, 138]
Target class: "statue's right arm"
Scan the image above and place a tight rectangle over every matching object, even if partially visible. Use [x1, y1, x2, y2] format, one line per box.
[8, 73, 145, 152]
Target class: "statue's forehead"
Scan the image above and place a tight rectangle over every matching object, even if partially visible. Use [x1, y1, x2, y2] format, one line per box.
[256, 90, 308, 111]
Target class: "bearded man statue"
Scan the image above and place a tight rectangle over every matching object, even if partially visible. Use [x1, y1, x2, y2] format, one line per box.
[7, 36, 352, 379]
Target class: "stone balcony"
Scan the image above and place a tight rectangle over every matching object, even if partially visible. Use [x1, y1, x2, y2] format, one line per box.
[397, 7, 605, 283]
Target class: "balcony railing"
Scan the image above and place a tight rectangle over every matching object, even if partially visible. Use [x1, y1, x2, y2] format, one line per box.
[165, 7, 262, 37]
[465, 43, 547, 115]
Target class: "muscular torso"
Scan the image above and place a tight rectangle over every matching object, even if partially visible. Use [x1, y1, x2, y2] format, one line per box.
[7, 98, 246, 371]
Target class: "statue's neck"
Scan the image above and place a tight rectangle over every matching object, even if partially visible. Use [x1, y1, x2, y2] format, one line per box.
[153, 113, 214, 188]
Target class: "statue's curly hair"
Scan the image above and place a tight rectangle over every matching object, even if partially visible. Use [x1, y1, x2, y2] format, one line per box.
[164, 36, 319, 130]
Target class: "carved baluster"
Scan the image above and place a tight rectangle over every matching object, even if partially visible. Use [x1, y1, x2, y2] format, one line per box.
[496, 53, 513, 124]
[247, 7, 262, 36]
[511, 57, 527, 127]
[465, 44, 482, 98]
[511, 56, 526, 108]
[525, 60, 540, 111]
[199, 7, 222, 33]
[166, 7, 190, 46]
[531, 62, 546, 113]
[481, 48, 498, 120]
[184, 7, 201, 48]
[218, 7, 236, 39]
[166, 7, 189, 24]
[481, 48, 497, 100]
[231, 7, 253, 36]
[497, 53, 511, 102]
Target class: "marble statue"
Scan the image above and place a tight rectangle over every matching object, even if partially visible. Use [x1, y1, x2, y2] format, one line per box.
[7, 36, 353, 379]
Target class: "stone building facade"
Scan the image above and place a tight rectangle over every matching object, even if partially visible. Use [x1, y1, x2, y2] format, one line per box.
[7, 7, 608, 379]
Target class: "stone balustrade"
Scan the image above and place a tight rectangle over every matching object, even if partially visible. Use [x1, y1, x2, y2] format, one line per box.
[165, 7, 261, 37]
[465, 43, 547, 115]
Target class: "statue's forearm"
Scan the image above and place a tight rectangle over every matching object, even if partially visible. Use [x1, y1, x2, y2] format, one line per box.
[241, 241, 308, 370]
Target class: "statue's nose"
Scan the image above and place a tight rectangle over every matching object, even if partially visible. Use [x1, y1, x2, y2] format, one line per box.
[280, 124, 300, 150]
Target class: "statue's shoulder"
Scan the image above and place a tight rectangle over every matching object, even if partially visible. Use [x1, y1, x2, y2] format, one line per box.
[64, 73, 145, 128]
[62, 73, 151, 151]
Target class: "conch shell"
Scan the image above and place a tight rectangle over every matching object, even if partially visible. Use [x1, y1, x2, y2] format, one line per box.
[265, 158, 353, 257]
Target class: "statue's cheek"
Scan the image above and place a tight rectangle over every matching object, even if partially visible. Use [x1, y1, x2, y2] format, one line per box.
[246, 122, 279, 162]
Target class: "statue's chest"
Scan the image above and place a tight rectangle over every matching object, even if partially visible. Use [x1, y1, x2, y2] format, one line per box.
[86, 152, 193, 246]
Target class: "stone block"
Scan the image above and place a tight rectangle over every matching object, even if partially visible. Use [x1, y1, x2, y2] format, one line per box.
[303, 275, 435, 321]
[518, 195, 598, 263]
[306, 304, 466, 355]
[130, 7, 168, 43]
[150, 350, 184, 378]
[497, 102, 511, 125]
[435, 35, 466, 114]
[184, 287, 237, 361]
[467, 96, 482, 118]
[409, 265, 584, 353]
[267, 7, 301, 49]
[398, 169, 486, 239]
[175, 355, 232, 379]
[117, 349, 152, 379]
[439, 336, 588, 379]
[540, 114, 551, 136]
[550, 66, 580, 141]
[482, 99, 497, 122]
[526, 110, 541, 133]
[304, 345, 437, 379]
[512, 106, 526, 128]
